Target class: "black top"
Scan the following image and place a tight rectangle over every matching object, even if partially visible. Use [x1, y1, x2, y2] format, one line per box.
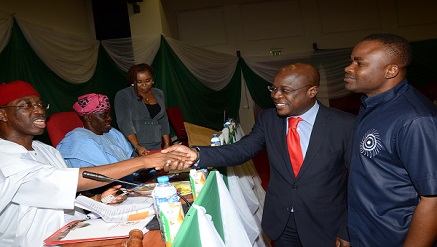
[145, 103, 160, 119]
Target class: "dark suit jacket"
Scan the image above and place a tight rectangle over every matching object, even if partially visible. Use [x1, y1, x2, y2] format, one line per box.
[197, 103, 356, 246]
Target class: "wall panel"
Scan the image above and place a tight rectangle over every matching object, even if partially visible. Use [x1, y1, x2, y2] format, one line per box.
[178, 7, 227, 46]
[316, 0, 381, 34]
[241, 0, 304, 41]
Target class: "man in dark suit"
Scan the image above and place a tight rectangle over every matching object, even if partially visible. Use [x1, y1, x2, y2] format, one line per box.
[164, 63, 356, 247]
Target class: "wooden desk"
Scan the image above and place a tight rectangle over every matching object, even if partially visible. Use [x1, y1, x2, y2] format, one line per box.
[62, 230, 165, 247]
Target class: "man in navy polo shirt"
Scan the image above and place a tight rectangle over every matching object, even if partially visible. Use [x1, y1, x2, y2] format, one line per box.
[345, 33, 437, 246]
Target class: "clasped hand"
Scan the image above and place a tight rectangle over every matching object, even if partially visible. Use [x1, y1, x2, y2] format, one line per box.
[143, 144, 197, 171]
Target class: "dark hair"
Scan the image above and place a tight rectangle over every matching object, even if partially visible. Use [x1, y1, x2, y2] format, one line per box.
[127, 63, 154, 101]
[127, 63, 154, 86]
[362, 33, 413, 68]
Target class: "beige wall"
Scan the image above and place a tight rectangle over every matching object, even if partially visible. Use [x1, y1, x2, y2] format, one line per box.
[128, 0, 168, 37]
[162, 0, 437, 56]
[0, 0, 94, 38]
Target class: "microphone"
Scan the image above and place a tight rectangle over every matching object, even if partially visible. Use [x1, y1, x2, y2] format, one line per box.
[82, 171, 141, 187]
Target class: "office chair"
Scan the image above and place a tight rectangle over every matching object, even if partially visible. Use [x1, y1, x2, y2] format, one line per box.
[166, 107, 188, 146]
[46, 111, 83, 147]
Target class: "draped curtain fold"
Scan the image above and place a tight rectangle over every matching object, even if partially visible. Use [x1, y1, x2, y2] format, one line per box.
[15, 17, 100, 84]
[164, 36, 239, 91]
[101, 34, 162, 72]
[240, 58, 275, 109]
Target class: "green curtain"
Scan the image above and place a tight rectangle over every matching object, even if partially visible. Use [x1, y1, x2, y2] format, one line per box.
[152, 37, 241, 131]
[239, 57, 275, 109]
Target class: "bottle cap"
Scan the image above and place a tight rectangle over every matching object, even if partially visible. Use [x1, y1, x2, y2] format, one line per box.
[157, 176, 169, 183]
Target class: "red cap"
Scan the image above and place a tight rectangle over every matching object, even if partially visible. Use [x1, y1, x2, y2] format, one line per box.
[0, 80, 41, 106]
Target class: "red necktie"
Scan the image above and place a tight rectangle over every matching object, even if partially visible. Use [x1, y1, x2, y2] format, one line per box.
[287, 117, 303, 177]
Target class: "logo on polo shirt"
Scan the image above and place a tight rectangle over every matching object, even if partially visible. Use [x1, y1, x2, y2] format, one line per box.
[360, 128, 382, 158]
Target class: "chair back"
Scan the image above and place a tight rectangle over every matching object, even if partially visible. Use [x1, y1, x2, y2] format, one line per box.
[46, 111, 83, 147]
[166, 107, 188, 145]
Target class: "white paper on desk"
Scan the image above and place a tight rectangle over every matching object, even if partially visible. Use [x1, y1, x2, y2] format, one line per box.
[44, 216, 153, 246]
[62, 217, 151, 241]
[75, 195, 155, 222]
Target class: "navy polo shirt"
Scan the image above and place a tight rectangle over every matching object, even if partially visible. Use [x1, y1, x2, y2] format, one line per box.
[348, 80, 437, 246]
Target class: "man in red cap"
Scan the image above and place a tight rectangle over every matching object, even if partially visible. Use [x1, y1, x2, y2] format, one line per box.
[0, 80, 192, 246]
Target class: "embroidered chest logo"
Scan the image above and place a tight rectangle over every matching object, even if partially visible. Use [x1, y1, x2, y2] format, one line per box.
[360, 128, 382, 158]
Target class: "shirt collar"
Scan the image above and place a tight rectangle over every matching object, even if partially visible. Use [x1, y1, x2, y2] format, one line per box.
[288, 101, 319, 125]
[361, 79, 408, 108]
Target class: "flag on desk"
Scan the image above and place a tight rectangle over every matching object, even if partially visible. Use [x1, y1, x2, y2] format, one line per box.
[172, 171, 252, 247]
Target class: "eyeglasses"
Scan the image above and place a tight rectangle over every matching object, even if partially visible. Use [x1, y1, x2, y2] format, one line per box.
[0, 103, 50, 110]
[267, 84, 313, 95]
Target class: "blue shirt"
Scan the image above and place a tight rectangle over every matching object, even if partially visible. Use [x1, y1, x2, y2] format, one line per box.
[57, 127, 134, 168]
[348, 80, 437, 246]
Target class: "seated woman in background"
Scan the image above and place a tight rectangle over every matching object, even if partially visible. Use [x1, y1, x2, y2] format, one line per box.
[114, 63, 171, 157]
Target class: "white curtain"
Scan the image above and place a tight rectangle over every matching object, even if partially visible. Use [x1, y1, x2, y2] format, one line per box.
[101, 34, 161, 72]
[165, 36, 239, 91]
[15, 17, 99, 84]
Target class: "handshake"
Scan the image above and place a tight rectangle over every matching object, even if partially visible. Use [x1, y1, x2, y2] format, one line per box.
[142, 144, 199, 172]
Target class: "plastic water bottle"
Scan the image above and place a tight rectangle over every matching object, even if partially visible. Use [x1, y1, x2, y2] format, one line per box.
[152, 176, 182, 246]
[211, 133, 221, 146]
[152, 176, 179, 213]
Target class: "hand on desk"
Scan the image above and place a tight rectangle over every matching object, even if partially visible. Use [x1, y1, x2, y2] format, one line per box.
[136, 145, 149, 156]
[161, 144, 198, 172]
[97, 185, 129, 205]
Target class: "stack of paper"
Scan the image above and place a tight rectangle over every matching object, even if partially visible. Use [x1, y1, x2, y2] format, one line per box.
[75, 195, 155, 222]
